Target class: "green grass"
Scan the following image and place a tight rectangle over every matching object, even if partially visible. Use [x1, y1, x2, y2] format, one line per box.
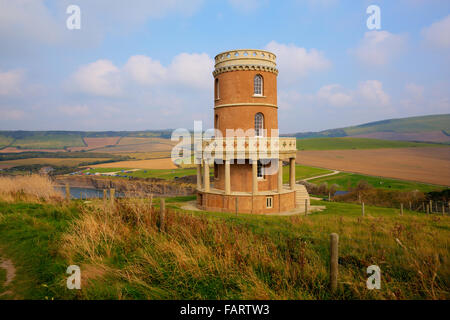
[0, 202, 79, 299]
[308, 172, 445, 193]
[11, 133, 85, 150]
[0, 197, 449, 299]
[297, 137, 441, 150]
[83, 167, 203, 180]
[282, 165, 333, 184]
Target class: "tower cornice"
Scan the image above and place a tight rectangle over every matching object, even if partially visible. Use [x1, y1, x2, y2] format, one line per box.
[213, 49, 278, 76]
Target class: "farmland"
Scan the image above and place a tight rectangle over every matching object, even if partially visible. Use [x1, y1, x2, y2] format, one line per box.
[7, 133, 85, 150]
[90, 158, 177, 170]
[297, 147, 450, 187]
[83, 167, 198, 180]
[296, 137, 442, 150]
[0, 158, 110, 169]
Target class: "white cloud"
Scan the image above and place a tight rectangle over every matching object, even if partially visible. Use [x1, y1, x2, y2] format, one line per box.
[352, 31, 407, 66]
[265, 41, 331, 82]
[124, 55, 167, 86]
[69, 60, 123, 97]
[168, 53, 214, 89]
[0, 0, 62, 46]
[0, 0, 205, 56]
[70, 52, 214, 97]
[421, 14, 450, 49]
[0, 69, 25, 96]
[280, 80, 390, 110]
[316, 84, 353, 107]
[357, 80, 390, 107]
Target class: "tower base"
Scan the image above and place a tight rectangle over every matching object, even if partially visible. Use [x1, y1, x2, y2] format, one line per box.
[197, 188, 299, 214]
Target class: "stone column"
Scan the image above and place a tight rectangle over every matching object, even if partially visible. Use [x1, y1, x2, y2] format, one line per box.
[252, 158, 258, 195]
[278, 159, 283, 193]
[196, 163, 202, 190]
[203, 159, 210, 192]
[289, 157, 296, 190]
[225, 159, 231, 195]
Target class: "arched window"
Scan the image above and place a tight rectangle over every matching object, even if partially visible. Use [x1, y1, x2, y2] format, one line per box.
[215, 78, 219, 99]
[254, 112, 264, 137]
[254, 75, 263, 96]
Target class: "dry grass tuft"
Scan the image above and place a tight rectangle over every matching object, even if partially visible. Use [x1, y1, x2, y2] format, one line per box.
[0, 175, 63, 203]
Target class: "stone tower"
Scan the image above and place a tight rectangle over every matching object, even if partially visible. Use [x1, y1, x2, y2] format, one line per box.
[196, 49, 310, 214]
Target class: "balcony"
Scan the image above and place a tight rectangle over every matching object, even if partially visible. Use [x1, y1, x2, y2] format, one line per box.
[196, 137, 297, 160]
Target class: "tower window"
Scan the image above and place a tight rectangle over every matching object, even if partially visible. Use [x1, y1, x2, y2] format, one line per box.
[255, 112, 264, 137]
[257, 160, 264, 178]
[215, 78, 219, 99]
[266, 196, 273, 208]
[254, 75, 263, 96]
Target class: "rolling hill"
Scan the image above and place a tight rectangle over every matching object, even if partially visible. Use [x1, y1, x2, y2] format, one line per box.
[288, 114, 450, 143]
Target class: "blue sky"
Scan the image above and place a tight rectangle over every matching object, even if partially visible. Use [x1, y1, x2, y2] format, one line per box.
[0, 0, 449, 132]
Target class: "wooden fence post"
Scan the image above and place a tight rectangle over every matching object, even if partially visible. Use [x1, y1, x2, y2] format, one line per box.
[103, 189, 107, 205]
[429, 200, 433, 213]
[400, 203, 403, 216]
[65, 183, 70, 201]
[426, 204, 430, 214]
[159, 198, 166, 232]
[330, 233, 339, 293]
[149, 193, 153, 209]
[409, 201, 412, 211]
[362, 202, 365, 217]
[110, 188, 115, 205]
[442, 204, 445, 215]
[305, 199, 308, 215]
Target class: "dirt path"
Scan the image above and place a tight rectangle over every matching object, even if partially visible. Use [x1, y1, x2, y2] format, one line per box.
[302, 170, 340, 182]
[0, 251, 16, 298]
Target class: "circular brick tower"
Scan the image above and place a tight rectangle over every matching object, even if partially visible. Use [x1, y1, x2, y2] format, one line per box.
[196, 49, 310, 214]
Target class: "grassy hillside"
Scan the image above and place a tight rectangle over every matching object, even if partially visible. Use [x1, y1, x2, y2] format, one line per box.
[291, 114, 450, 141]
[345, 114, 450, 135]
[308, 172, 444, 193]
[0, 197, 448, 300]
[296, 137, 440, 150]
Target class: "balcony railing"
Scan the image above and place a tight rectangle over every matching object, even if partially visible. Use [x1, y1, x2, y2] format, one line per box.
[196, 137, 297, 160]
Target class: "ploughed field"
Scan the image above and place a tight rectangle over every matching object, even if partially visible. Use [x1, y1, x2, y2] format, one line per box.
[297, 147, 450, 186]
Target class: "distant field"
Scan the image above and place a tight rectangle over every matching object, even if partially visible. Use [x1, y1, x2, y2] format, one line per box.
[308, 172, 444, 193]
[0, 147, 65, 153]
[90, 158, 177, 169]
[0, 157, 110, 169]
[297, 147, 450, 186]
[93, 139, 176, 153]
[297, 137, 441, 150]
[0, 135, 14, 148]
[10, 133, 84, 150]
[84, 167, 198, 180]
[117, 137, 172, 145]
[68, 137, 120, 151]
